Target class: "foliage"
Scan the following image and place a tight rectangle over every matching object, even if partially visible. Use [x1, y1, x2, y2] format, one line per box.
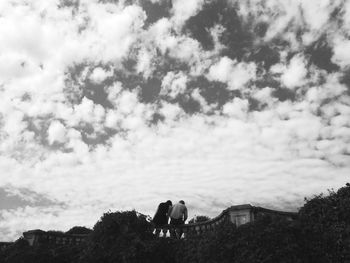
[78, 210, 155, 263]
[188, 215, 211, 224]
[66, 226, 92, 235]
[231, 216, 302, 263]
[298, 183, 350, 262]
[0, 237, 82, 263]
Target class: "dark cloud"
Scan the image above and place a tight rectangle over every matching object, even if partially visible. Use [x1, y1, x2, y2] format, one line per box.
[96, 0, 172, 27]
[78, 123, 117, 147]
[253, 21, 269, 38]
[139, 0, 172, 27]
[139, 77, 162, 103]
[184, 0, 252, 60]
[24, 115, 53, 145]
[189, 76, 241, 109]
[184, 1, 223, 50]
[178, 95, 201, 115]
[58, 0, 80, 10]
[272, 88, 296, 102]
[64, 63, 115, 108]
[306, 36, 339, 73]
[249, 45, 280, 71]
[63, 63, 86, 105]
[248, 97, 263, 112]
[340, 68, 350, 95]
[0, 187, 64, 210]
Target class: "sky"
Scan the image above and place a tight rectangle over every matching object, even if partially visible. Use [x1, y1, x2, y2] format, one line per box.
[0, 0, 350, 241]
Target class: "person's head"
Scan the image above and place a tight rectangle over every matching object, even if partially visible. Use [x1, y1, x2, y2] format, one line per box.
[166, 200, 172, 206]
[179, 200, 185, 205]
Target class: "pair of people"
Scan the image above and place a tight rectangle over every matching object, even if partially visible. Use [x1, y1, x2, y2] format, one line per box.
[152, 200, 188, 238]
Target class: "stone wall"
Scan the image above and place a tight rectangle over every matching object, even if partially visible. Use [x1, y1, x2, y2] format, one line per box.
[0, 242, 13, 251]
[22, 230, 88, 247]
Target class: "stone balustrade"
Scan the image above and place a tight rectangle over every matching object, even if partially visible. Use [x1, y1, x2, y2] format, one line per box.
[154, 204, 297, 238]
[23, 230, 88, 247]
[0, 242, 13, 251]
[154, 209, 230, 238]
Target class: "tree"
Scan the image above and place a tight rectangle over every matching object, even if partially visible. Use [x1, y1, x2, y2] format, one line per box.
[66, 226, 92, 235]
[298, 183, 350, 262]
[79, 210, 156, 263]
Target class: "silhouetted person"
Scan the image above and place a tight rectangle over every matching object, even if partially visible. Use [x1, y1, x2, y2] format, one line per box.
[152, 200, 172, 237]
[169, 200, 188, 238]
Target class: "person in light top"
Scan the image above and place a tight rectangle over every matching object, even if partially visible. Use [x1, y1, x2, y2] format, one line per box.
[169, 200, 188, 238]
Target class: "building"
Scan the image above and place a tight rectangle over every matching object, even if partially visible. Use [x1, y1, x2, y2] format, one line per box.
[227, 204, 297, 226]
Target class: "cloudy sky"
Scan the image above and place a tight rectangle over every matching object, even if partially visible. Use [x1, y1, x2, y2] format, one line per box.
[0, 0, 350, 241]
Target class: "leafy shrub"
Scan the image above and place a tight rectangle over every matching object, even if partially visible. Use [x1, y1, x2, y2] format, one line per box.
[66, 226, 92, 235]
[298, 183, 350, 262]
[188, 215, 211, 224]
[79, 210, 155, 263]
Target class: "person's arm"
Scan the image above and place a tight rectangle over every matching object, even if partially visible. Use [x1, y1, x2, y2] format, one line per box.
[167, 206, 173, 218]
[183, 206, 188, 222]
[153, 205, 160, 220]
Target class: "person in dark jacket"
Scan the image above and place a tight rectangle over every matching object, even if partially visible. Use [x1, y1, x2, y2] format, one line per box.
[152, 200, 172, 237]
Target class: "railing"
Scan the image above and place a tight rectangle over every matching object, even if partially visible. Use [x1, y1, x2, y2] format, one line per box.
[0, 242, 13, 251]
[153, 209, 230, 238]
[23, 230, 88, 246]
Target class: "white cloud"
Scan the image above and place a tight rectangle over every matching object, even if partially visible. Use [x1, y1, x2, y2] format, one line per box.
[344, 0, 350, 31]
[1, 111, 27, 137]
[171, 0, 204, 28]
[117, 90, 140, 116]
[300, 0, 337, 31]
[161, 71, 188, 98]
[47, 121, 67, 145]
[83, 3, 146, 62]
[89, 67, 113, 84]
[253, 87, 275, 105]
[332, 37, 350, 68]
[222, 98, 249, 120]
[136, 47, 155, 78]
[280, 55, 307, 89]
[159, 102, 185, 123]
[207, 57, 256, 90]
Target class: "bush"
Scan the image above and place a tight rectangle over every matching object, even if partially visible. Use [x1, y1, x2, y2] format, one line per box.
[188, 215, 211, 224]
[79, 210, 155, 263]
[66, 226, 92, 235]
[298, 183, 350, 262]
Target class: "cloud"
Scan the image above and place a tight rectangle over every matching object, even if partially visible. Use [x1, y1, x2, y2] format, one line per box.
[47, 121, 67, 145]
[171, 0, 204, 28]
[279, 55, 308, 89]
[332, 37, 350, 68]
[161, 71, 188, 98]
[207, 57, 256, 90]
[89, 67, 113, 84]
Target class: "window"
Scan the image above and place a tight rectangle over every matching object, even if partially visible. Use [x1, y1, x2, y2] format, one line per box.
[235, 215, 247, 226]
